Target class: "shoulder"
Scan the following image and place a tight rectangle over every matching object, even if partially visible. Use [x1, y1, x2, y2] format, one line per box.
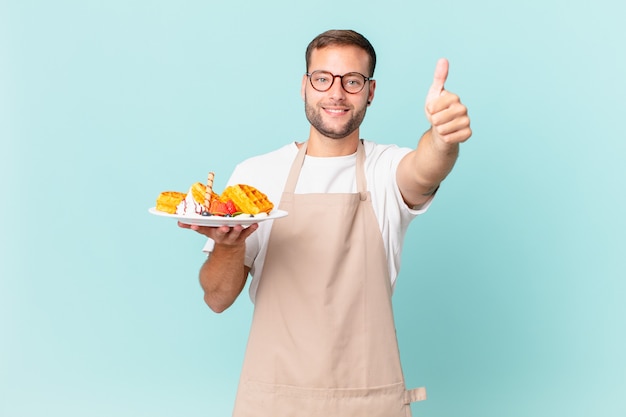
[234, 143, 298, 172]
[227, 142, 298, 202]
[362, 139, 412, 169]
[230, 143, 298, 182]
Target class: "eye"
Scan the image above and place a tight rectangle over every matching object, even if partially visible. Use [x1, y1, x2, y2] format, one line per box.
[344, 75, 364, 87]
[313, 73, 331, 84]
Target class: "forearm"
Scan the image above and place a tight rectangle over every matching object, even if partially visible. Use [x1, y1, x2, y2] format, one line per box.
[414, 128, 459, 189]
[397, 129, 459, 207]
[199, 243, 248, 313]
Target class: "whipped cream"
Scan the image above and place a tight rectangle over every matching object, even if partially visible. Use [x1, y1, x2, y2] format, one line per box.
[176, 191, 205, 215]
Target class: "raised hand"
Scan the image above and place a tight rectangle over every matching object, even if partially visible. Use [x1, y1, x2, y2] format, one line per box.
[424, 58, 471, 144]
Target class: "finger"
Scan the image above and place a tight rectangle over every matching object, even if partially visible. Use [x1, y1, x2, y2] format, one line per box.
[427, 58, 449, 99]
[217, 225, 253, 245]
[432, 58, 449, 91]
[240, 223, 259, 239]
[434, 125, 472, 144]
[229, 224, 256, 238]
[429, 97, 466, 124]
[214, 225, 233, 237]
[178, 221, 191, 229]
[432, 112, 470, 135]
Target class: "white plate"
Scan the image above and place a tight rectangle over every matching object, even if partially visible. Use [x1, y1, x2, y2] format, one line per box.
[148, 207, 288, 226]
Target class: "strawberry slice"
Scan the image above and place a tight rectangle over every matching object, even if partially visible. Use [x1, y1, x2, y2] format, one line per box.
[225, 199, 238, 215]
[209, 199, 228, 216]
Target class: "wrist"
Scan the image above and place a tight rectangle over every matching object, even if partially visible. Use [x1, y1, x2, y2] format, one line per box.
[213, 242, 246, 253]
[428, 128, 459, 155]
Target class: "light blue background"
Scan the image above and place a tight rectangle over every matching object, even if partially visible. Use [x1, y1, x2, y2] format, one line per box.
[2, 1, 625, 416]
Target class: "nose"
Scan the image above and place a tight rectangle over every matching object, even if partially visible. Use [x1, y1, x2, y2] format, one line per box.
[328, 75, 347, 100]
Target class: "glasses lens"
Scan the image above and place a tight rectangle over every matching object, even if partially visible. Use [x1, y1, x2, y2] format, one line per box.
[310, 71, 333, 92]
[342, 73, 366, 93]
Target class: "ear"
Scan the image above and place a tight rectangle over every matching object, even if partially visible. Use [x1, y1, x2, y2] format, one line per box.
[301, 74, 308, 101]
[367, 79, 376, 105]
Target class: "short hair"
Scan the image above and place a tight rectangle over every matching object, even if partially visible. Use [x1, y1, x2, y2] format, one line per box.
[305, 29, 377, 77]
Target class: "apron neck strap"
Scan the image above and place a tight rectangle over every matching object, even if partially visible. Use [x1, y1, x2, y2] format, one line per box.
[285, 141, 368, 197]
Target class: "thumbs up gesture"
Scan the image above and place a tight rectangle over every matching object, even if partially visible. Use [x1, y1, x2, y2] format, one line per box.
[424, 58, 471, 145]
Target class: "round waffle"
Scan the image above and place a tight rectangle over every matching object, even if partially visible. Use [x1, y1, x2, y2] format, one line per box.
[156, 191, 186, 214]
[221, 184, 274, 215]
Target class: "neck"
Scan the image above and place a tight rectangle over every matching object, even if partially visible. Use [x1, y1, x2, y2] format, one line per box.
[305, 129, 360, 157]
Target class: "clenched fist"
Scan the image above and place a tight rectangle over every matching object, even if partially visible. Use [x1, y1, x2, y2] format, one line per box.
[424, 58, 472, 145]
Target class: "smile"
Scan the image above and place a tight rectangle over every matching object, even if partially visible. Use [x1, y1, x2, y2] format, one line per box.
[323, 107, 349, 115]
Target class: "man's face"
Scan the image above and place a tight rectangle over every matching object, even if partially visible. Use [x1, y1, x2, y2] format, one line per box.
[302, 45, 376, 140]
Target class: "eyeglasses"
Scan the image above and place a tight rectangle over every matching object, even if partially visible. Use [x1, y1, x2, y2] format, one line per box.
[306, 70, 373, 94]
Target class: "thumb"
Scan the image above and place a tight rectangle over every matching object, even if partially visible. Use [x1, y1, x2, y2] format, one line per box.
[426, 58, 449, 105]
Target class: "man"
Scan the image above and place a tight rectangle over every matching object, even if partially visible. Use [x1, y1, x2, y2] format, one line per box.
[179, 29, 471, 417]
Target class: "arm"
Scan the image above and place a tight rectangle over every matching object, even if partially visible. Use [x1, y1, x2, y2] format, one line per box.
[397, 58, 471, 208]
[178, 222, 258, 313]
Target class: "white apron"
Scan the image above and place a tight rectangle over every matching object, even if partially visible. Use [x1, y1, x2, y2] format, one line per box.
[232, 141, 426, 416]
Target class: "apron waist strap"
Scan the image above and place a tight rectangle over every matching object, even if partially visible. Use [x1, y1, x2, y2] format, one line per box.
[404, 387, 427, 404]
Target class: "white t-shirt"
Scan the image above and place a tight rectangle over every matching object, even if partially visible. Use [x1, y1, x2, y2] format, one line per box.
[203, 140, 434, 303]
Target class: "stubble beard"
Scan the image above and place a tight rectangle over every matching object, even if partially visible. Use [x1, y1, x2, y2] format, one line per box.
[304, 96, 367, 140]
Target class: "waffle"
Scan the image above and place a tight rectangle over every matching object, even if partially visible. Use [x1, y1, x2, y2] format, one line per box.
[221, 184, 274, 215]
[156, 191, 186, 214]
[189, 182, 207, 205]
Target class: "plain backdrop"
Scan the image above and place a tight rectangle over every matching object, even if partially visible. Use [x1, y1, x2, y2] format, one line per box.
[2, 1, 625, 416]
